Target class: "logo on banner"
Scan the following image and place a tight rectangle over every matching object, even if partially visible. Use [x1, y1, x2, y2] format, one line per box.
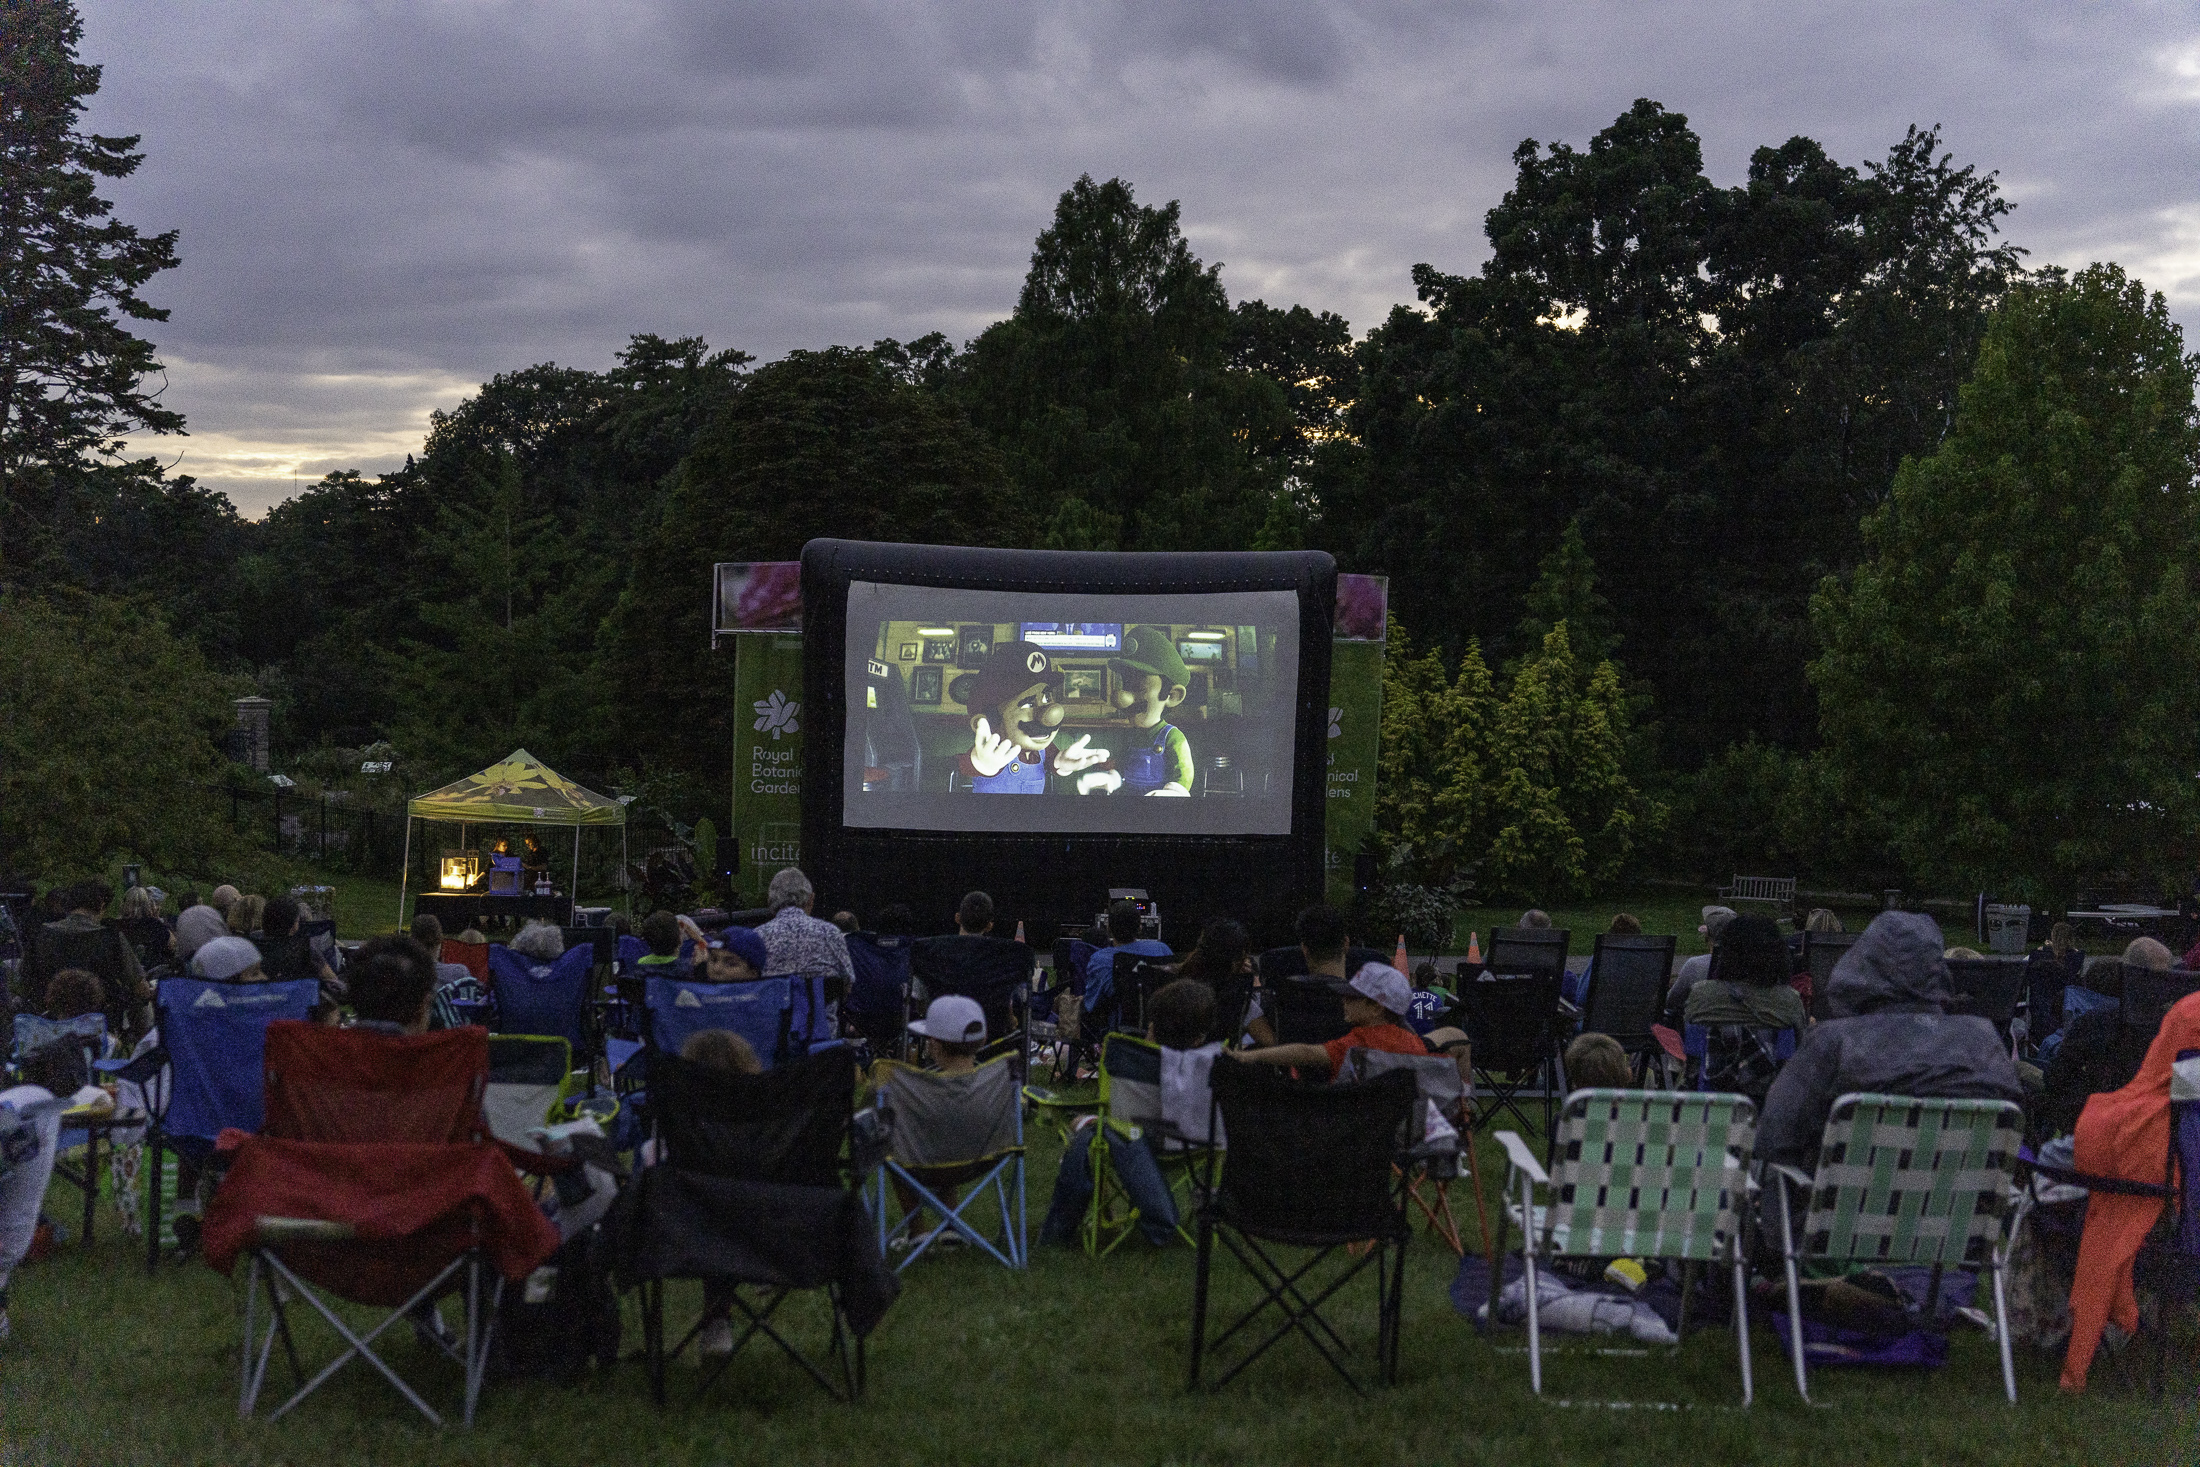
[193, 988, 227, 1008]
[675, 989, 704, 1008]
[1328, 706, 1343, 739]
[753, 689, 800, 740]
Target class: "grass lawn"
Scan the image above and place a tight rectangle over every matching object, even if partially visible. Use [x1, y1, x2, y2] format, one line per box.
[5, 1116, 2191, 1467]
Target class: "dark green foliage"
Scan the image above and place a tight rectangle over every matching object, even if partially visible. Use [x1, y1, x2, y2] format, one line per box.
[0, 0, 183, 573]
[1811, 264, 2200, 902]
[599, 347, 1028, 799]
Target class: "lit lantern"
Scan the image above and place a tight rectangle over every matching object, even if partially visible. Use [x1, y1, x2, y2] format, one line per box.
[439, 851, 481, 891]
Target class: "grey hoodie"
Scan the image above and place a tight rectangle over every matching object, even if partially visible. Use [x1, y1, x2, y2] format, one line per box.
[1755, 911, 2023, 1166]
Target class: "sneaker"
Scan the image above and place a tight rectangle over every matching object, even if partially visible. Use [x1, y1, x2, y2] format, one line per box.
[699, 1317, 734, 1356]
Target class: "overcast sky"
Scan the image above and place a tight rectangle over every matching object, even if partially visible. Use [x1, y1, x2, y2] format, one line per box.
[80, 1, 2200, 518]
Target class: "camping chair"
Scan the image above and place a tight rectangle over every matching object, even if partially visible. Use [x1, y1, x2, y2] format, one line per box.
[1036, 938, 1097, 1081]
[484, 1035, 577, 1151]
[1340, 1046, 1490, 1259]
[1493, 1090, 1758, 1404]
[1770, 1093, 2026, 1404]
[1487, 927, 1571, 985]
[1188, 1060, 1416, 1395]
[486, 944, 596, 1054]
[866, 1057, 1026, 1269]
[1027, 1033, 1216, 1256]
[1684, 1024, 1798, 1102]
[910, 935, 1033, 1070]
[25, 921, 141, 1043]
[2019, 1048, 2200, 1395]
[1267, 975, 1351, 1045]
[1460, 970, 1565, 1144]
[1946, 957, 2031, 1055]
[1802, 931, 1860, 1022]
[11, 1013, 115, 1246]
[439, 939, 490, 982]
[141, 976, 321, 1270]
[225, 1021, 560, 1427]
[845, 932, 914, 1059]
[1112, 957, 1177, 1036]
[644, 974, 795, 1072]
[624, 1047, 894, 1405]
[1578, 934, 1675, 1080]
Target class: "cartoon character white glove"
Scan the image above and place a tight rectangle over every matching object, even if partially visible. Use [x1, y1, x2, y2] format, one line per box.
[1051, 734, 1111, 776]
[1076, 769, 1122, 795]
[968, 717, 1017, 777]
[1145, 783, 1191, 797]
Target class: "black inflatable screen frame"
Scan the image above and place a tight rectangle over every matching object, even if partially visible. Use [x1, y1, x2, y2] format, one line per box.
[800, 539, 1335, 946]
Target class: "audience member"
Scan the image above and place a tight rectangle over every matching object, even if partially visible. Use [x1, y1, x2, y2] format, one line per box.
[260, 893, 337, 984]
[1517, 909, 1553, 930]
[32, 883, 149, 1029]
[508, 920, 565, 963]
[1564, 913, 1643, 1007]
[2031, 921, 2087, 1035]
[758, 869, 854, 997]
[1041, 979, 1219, 1248]
[872, 903, 917, 938]
[227, 894, 266, 939]
[699, 926, 768, 983]
[1684, 914, 1809, 1031]
[115, 885, 174, 973]
[44, 969, 106, 1027]
[1229, 961, 1427, 1077]
[209, 885, 240, 919]
[1082, 897, 1172, 1019]
[889, 995, 991, 1239]
[635, 910, 689, 972]
[1755, 912, 2022, 1169]
[1663, 905, 1738, 1025]
[1564, 1032, 1635, 1090]
[0, 1080, 66, 1344]
[955, 890, 994, 935]
[679, 1029, 761, 1073]
[119, 886, 161, 921]
[830, 910, 860, 934]
[2059, 991, 2200, 1391]
[347, 950, 435, 1034]
[2037, 942, 2187, 1138]
[172, 904, 229, 967]
[190, 936, 265, 983]
[1172, 918, 1251, 987]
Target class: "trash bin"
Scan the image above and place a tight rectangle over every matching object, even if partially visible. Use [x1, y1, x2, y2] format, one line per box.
[1985, 903, 2031, 956]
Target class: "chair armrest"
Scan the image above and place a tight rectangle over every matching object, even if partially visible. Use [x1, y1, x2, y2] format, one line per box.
[1021, 1087, 1098, 1113]
[1767, 1162, 1813, 1191]
[254, 1216, 358, 1244]
[1493, 1130, 1549, 1186]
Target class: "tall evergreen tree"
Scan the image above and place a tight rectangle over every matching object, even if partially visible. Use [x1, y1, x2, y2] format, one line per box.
[0, 0, 182, 573]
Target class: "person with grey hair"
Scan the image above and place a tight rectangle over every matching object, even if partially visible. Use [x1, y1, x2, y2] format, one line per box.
[1517, 909, 1553, 930]
[1663, 904, 1739, 1026]
[507, 920, 565, 963]
[758, 868, 853, 1019]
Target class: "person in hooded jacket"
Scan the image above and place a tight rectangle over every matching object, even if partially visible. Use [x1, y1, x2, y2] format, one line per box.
[1755, 911, 2023, 1169]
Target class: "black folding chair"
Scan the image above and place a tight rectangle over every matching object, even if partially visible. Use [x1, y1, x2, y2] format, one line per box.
[910, 935, 1035, 1074]
[1946, 957, 2032, 1054]
[1578, 933, 1675, 1079]
[1486, 927, 1570, 984]
[1188, 1061, 1416, 1394]
[2124, 969, 2200, 1049]
[1266, 976, 1351, 1046]
[621, 1047, 895, 1404]
[1460, 971, 1564, 1145]
[1112, 957, 1177, 1036]
[1802, 931, 1860, 1022]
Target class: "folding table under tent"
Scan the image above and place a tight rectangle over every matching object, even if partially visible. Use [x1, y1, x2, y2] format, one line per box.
[396, 750, 628, 931]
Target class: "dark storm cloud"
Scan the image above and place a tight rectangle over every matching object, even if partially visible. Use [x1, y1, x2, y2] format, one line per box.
[72, 1, 2200, 514]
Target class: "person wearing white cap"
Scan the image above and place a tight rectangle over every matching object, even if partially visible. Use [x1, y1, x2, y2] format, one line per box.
[190, 935, 264, 983]
[1226, 961, 1428, 1077]
[890, 996, 992, 1248]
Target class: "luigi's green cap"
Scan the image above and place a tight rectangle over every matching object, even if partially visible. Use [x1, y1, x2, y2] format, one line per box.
[1111, 625, 1191, 690]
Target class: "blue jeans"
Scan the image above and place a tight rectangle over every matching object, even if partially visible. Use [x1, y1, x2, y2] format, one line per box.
[1039, 1126, 1181, 1247]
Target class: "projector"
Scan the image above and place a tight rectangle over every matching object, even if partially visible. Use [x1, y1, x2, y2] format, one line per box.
[1100, 888, 1163, 944]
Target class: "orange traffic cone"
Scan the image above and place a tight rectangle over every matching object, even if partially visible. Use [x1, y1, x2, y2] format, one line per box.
[1394, 934, 1410, 976]
[1465, 930, 1482, 965]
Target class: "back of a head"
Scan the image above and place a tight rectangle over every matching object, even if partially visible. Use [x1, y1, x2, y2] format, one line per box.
[349, 951, 434, 1027]
[641, 909, 680, 956]
[874, 902, 916, 938]
[47, 967, 105, 1021]
[1805, 908, 1843, 934]
[210, 884, 240, 915]
[1607, 913, 1642, 936]
[1518, 909, 1553, 930]
[767, 866, 815, 914]
[1182, 918, 1249, 980]
[1106, 898, 1143, 945]
[2124, 936, 2174, 972]
[1294, 903, 1348, 962]
[1149, 979, 1216, 1050]
[229, 894, 266, 937]
[1564, 1032, 1633, 1090]
[2049, 920, 2075, 952]
[509, 919, 565, 962]
[409, 911, 444, 950]
[1826, 911, 1951, 1017]
[680, 1028, 762, 1074]
[120, 886, 161, 921]
[174, 904, 228, 962]
[264, 893, 303, 939]
[1713, 914, 1791, 988]
[958, 889, 994, 933]
[830, 910, 859, 934]
[76, 880, 113, 916]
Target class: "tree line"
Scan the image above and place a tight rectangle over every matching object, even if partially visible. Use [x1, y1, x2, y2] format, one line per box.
[6, 1, 2197, 906]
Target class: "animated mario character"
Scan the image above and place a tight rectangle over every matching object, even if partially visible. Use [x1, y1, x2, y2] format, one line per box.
[1079, 625, 1195, 797]
[956, 640, 1111, 793]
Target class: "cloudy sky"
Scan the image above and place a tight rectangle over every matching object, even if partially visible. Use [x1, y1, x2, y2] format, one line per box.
[80, 1, 2200, 518]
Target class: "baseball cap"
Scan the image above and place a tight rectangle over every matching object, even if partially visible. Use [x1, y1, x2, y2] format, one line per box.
[1698, 905, 1738, 939]
[1347, 961, 1413, 1018]
[909, 994, 987, 1045]
[193, 935, 262, 981]
[1110, 624, 1191, 691]
[961, 640, 1063, 718]
[706, 925, 769, 974]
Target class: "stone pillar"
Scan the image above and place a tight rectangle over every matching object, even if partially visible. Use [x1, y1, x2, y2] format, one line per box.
[233, 696, 272, 773]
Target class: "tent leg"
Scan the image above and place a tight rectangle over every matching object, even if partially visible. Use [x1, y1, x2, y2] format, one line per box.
[622, 826, 630, 917]
[573, 828, 581, 912]
[397, 817, 413, 933]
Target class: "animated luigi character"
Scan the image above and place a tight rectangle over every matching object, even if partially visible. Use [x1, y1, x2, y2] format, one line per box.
[956, 640, 1111, 793]
[1080, 625, 1196, 797]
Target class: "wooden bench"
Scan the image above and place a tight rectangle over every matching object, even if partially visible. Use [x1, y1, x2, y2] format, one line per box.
[1718, 875, 1797, 916]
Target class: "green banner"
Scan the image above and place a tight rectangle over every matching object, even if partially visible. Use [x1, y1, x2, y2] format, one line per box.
[730, 633, 806, 907]
[1324, 636, 1387, 906]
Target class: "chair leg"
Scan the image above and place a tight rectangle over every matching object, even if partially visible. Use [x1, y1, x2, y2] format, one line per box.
[1487, 1191, 1511, 1326]
[1675, 1260, 1694, 1345]
[1991, 1263, 2017, 1405]
[1523, 1236, 1543, 1396]
[144, 1135, 163, 1273]
[1778, 1184, 1809, 1404]
[1188, 1215, 1213, 1391]
[1733, 1254, 1753, 1408]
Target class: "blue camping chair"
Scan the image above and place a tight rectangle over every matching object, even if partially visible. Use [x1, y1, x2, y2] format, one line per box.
[487, 943, 596, 1052]
[846, 932, 913, 1056]
[143, 976, 319, 1269]
[645, 974, 796, 1071]
[1683, 1023, 1798, 1098]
